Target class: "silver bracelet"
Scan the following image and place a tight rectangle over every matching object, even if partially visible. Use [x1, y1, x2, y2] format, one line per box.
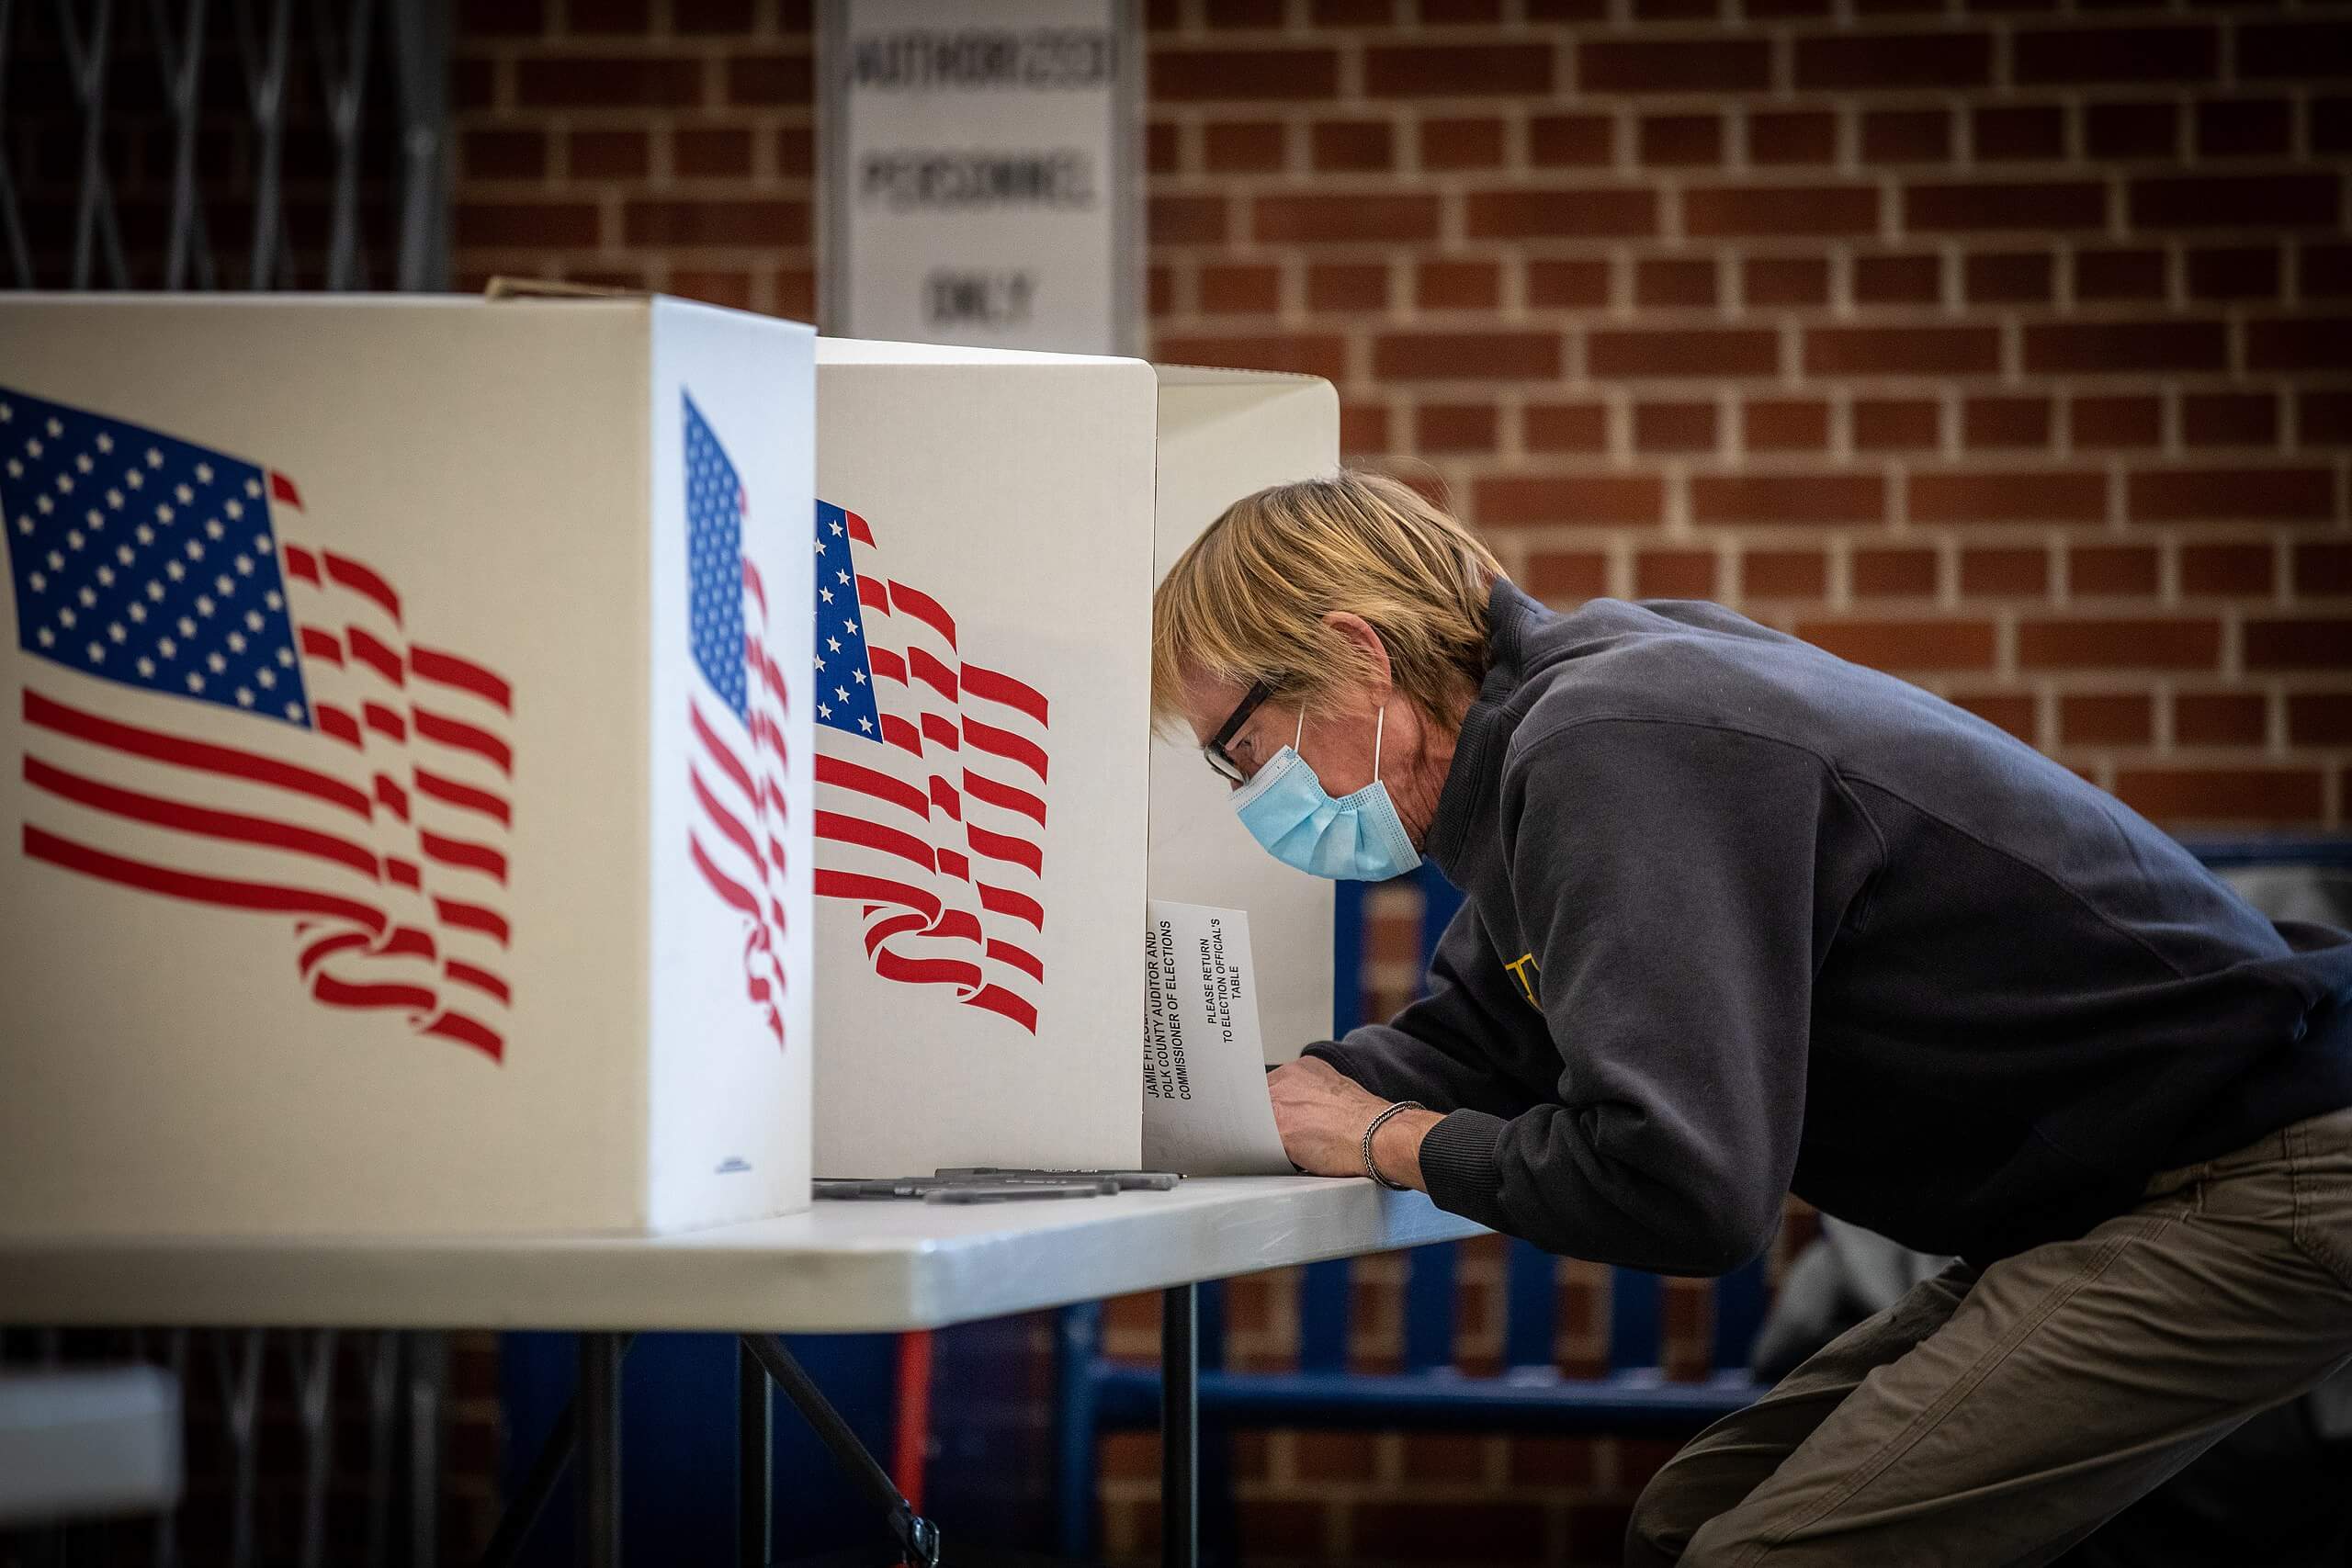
[1362, 1100, 1425, 1191]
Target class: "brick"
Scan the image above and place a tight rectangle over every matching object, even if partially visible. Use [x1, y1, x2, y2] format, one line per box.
[1146, 121, 1180, 175]
[2301, 244, 2352, 299]
[1366, 44, 1555, 96]
[1420, 118, 1506, 169]
[2177, 693, 2268, 746]
[1591, 328, 1778, 378]
[1691, 473, 1885, 525]
[2017, 618, 2221, 669]
[1973, 105, 2067, 162]
[1579, 39, 1771, 94]
[1635, 258, 1718, 309]
[1528, 0, 1608, 17]
[468, 0, 543, 33]
[514, 55, 701, 107]
[1417, 403, 1498, 451]
[1508, 1435, 1599, 1486]
[1750, 112, 1838, 165]
[673, 127, 752, 177]
[673, 0, 755, 30]
[1864, 109, 1953, 164]
[2074, 248, 2166, 302]
[1910, 469, 2107, 524]
[1524, 401, 1610, 452]
[1744, 399, 1831, 451]
[1750, 0, 1832, 13]
[569, 130, 650, 179]
[1634, 400, 1718, 451]
[1805, 327, 1998, 377]
[2070, 545, 2160, 596]
[2248, 318, 2352, 373]
[2301, 392, 2352, 446]
[1236, 1499, 1325, 1557]
[455, 201, 600, 248]
[2015, 26, 2218, 85]
[1800, 619, 1996, 671]
[1743, 549, 1828, 598]
[2290, 694, 2352, 745]
[1419, 260, 1500, 310]
[1198, 263, 1281, 314]
[2239, 23, 2352, 81]
[1375, 332, 1560, 380]
[2060, 694, 2153, 745]
[1962, 546, 2051, 596]
[571, 0, 650, 30]
[1351, 1502, 1548, 1562]
[1796, 32, 1995, 89]
[1477, 475, 1664, 525]
[1855, 398, 1941, 450]
[2086, 102, 2178, 159]
[2179, 543, 2275, 595]
[1964, 396, 2051, 449]
[774, 266, 814, 319]
[463, 130, 546, 181]
[2245, 620, 2352, 671]
[2113, 768, 2324, 825]
[1424, 0, 1506, 18]
[2296, 543, 2352, 595]
[1152, 49, 1340, 100]
[1294, 1431, 1379, 1480]
[725, 51, 811, 105]
[1906, 181, 2105, 232]
[2128, 468, 2333, 523]
[1205, 120, 1287, 173]
[1464, 188, 1657, 240]
[1526, 550, 1611, 599]
[1527, 258, 1612, 308]
[1205, 0, 1283, 22]
[670, 267, 752, 309]
[2197, 98, 2291, 158]
[1965, 252, 2053, 304]
[1528, 115, 1614, 166]
[2185, 246, 2281, 302]
[1151, 195, 1227, 245]
[1340, 402, 1392, 453]
[1159, 333, 1349, 383]
[775, 126, 812, 175]
[2132, 175, 2340, 231]
[2181, 393, 2278, 449]
[1102, 1431, 1159, 1477]
[1685, 186, 1879, 239]
[1954, 693, 2037, 740]
[1852, 254, 1944, 305]
[1311, 119, 1392, 173]
[452, 57, 495, 110]
[1307, 263, 1388, 312]
[1255, 195, 1439, 243]
[2072, 396, 2163, 449]
[1640, 114, 1724, 166]
[2025, 321, 2227, 375]
[2318, 98, 2352, 154]
[1745, 256, 1830, 306]
[1640, 549, 1720, 597]
[1311, 0, 1393, 17]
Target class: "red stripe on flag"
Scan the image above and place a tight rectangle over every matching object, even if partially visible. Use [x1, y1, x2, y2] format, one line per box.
[413, 768, 512, 827]
[967, 822, 1044, 875]
[931, 908, 983, 943]
[423, 1010, 504, 1061]
[300, 626, 344, 664]
[411, 646, 514, 712]
[434, 897, 510, 946]
[967, 985, 1038, 1032]
[868, 648, 906, 684]
[987, 939, 1045, 984]
[691, 766, 764, 871]
[920, 713, 960, 752]
[375, 774, 410, 820]
[269, 471, 304, 510]
[386, 858, 422, 890]
[314, 704, 363, 748]
[908, 648, 957, 703]
[690, 832, 763, 920]
[363, 702, 406, 742]
[814, 869, 941, 923]
[322, 551, 401, 623]
[815, 809, 935, 872]
[282, 545, 321, 585]
[420, 829, 508, 885]
[381, 926, 437, 961]
[346, 627, 404, 687]
[845, 510, 875, 547]
[692, 704, 759, 803]
[311, 976, 439, 1013]
[881, 716, 922, 755]
[741, 558, 768, 618]
[816, 754, 928, 820]
[23, 689, 371, 818]
[300, 931, 371, 976]
[24, 824, 389, 934]
[23, 755, 379, 879]
[928, 775, 961, 820]
[961, 665, 1049, 728]
[963, 770, 1046, 828]
[857, 576, 890, 612]
[413, 707, 512, 774]
[872, 946, 984, 992]
[937, 849, 969, 881]
[978, 882, 1044, 931]
[888, 581, 956, 649]
[964, 717, 1047, 784]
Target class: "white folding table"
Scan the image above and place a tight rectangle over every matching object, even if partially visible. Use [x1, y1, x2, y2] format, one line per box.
[2, 1175, 1486, 1567]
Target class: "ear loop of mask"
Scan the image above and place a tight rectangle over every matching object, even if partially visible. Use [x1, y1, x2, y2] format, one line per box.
[1296, 706, 1387, 784]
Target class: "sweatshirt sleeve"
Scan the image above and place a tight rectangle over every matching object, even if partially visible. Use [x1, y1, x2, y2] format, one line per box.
[1304, 897, 1544, 1121]
[1416, 719, 1849, 1276]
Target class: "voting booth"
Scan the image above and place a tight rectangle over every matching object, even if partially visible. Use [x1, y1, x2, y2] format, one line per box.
[0, 295, 817, 1237]
[808, 342, 1336, 1177]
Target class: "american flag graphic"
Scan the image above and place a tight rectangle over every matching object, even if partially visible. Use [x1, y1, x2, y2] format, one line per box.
[3, 389, 516, 1059]
[812, 501, 1051, 1033]
[683, 393, 790, 1047]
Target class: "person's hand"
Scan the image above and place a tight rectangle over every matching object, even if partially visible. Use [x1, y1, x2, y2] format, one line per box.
[1268, 1056, 1439, 1189]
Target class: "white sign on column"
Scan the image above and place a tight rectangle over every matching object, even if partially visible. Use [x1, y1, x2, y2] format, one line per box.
[820, 0, 1138, 355]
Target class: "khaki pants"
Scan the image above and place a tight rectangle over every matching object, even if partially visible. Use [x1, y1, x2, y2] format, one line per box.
[1627, 1107, 2352, 1568]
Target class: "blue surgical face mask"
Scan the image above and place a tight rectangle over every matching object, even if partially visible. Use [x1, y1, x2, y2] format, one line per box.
[1230, 705, 1422, 882]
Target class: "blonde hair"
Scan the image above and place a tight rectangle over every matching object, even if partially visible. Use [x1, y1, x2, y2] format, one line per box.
[1151, 468, 1505, 731]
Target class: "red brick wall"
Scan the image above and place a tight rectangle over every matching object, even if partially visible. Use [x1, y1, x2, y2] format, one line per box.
[449, 3, 2350, 1563]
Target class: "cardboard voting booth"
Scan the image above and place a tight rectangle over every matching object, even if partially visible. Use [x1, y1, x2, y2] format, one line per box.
[0, 295, 817, 1237]
[808, 342, 1335, 1177]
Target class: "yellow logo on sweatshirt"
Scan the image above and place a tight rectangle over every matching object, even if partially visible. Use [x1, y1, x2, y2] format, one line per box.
[1503, 953, 1542, 1011]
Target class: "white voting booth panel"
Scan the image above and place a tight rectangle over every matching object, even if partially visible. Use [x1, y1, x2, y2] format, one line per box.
[807, 344, 1334, 1177]
[1148, 368, 1339, 1065]
[0, 295, 816, 1238]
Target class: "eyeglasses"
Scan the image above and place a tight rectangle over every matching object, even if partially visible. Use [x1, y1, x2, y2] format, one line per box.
[1204, 680, 1273, 784]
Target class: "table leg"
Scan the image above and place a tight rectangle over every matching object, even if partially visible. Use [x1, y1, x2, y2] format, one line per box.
[577, 1334, 624, 1568]
[1161, 1283, 1198, 1568]
[736, 1338, 772, 1568]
